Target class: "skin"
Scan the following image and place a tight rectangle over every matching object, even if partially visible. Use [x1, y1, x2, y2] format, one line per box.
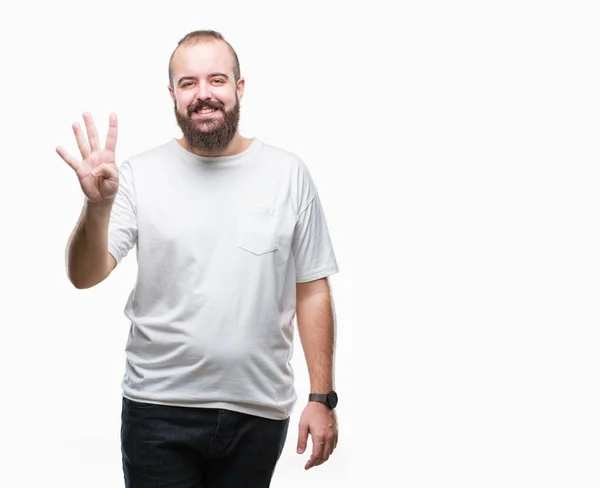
[169, 47, 340, 468]
[296, 277, 339, 469]
[56, 113, 119, 288]
[168, 40, 252, 157]
[57, 39, 339, 470]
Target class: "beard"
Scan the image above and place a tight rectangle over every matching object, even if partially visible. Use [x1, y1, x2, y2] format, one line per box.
[174, 95, 240, 154]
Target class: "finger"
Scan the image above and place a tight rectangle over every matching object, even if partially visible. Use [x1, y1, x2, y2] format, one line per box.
[314, 438, 333, 466]
[305, 452, 323, 470]
[56, 146, 80, 172]
[320, 438, 334, 465]
[72, 122, 91, 160]
[105, 113, 118, 152]
[305, 437, 325, 470]
[297, 422, 309, 454]
[83, 112, 101, 152]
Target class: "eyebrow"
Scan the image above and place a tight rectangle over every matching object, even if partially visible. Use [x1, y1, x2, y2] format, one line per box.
[178, 73, 230, 84]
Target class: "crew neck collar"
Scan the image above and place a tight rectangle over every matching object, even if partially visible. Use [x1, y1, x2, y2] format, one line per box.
[170, 137, 261, 168]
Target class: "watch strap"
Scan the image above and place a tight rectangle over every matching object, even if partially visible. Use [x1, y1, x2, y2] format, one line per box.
[308, 393, 329, 403]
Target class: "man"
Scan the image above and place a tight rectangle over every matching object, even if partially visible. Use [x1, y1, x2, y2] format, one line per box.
[57, 30, 340, 488]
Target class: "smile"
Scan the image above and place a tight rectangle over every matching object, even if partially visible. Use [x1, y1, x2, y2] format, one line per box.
[193, 107, 219, 117]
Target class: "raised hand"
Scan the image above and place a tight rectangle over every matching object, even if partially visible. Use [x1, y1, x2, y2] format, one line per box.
[56, 112, 119, 205]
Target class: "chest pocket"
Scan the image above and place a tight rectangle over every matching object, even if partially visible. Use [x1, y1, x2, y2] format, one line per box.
[237, 206, 279, 255]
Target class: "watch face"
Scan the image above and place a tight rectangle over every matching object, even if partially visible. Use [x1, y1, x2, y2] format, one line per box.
[327, 391, 338, 408]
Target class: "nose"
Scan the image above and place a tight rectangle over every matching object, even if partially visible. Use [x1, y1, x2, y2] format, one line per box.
[195, 81, 213, 101]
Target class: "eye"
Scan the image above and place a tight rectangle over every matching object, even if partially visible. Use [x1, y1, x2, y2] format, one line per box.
[212, 79, 225, 85]
[181, 81, 194, 88]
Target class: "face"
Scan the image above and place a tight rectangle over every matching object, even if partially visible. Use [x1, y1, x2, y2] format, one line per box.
[169, 41, 244, 154]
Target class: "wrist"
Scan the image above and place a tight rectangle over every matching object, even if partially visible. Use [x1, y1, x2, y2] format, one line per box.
[85, 197, 115, 209]
[308, 390, 338, 409]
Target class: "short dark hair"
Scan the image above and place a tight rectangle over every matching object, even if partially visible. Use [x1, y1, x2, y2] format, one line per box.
[168, 30, 241, 87]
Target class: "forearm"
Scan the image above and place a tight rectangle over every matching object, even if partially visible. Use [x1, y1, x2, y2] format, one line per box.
[296, 284, 336, 392]
[66, 198, 115, 289]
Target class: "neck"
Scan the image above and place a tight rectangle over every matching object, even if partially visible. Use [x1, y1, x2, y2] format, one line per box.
[178, 133, 252, 157]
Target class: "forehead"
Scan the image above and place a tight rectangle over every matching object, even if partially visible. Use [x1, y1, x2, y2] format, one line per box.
[171, 41, 234, 79]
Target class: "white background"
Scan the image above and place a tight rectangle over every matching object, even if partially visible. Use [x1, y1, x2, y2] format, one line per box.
[1, 0, 599, 486]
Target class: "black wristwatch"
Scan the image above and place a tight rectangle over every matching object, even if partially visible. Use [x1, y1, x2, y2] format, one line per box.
[308, 391, 338, 409]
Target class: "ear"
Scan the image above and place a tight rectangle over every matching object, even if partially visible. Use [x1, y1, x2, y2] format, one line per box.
[168, 84, 178, 109]
[236, 77, 246, 101]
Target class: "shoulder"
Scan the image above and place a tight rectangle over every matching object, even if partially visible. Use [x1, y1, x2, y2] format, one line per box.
[256, 139, 312, 176]
[126, 139, 175, 168]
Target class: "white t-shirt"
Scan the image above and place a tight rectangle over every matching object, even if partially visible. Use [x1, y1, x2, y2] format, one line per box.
[108, 137, 339, 420]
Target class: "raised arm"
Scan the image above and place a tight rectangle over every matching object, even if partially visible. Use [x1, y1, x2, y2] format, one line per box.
[57, 112, 120, 288]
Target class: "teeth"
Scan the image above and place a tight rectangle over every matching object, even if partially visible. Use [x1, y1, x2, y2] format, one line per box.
[198, 108, 216, 113]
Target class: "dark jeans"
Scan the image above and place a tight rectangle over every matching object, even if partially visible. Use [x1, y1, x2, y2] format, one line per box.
[121, 397, 290, 488]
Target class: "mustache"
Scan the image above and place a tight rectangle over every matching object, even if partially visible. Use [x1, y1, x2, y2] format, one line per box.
[187, 100, 224, 116]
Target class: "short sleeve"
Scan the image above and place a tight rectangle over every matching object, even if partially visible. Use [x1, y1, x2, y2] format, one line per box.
[292, 193, 339, 283]
[108, 160, 137, 264]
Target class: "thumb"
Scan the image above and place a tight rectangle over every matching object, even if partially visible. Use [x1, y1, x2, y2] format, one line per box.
[91, 163, 117, 180]
[297, 422, 309, 454]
